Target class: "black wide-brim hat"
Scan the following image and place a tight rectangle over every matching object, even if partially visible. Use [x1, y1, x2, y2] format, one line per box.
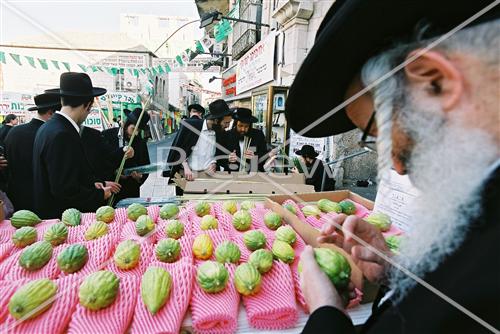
[295, 145, 319, 158]
[45, 72, 107, 97]
[285, 0, 499, 137]
[232, 107, 258, 123]
[125, 108, 150, 130]
[206, 99, 232, 120]
[188, 104, 206, 115]
[27, 93, 62, 111]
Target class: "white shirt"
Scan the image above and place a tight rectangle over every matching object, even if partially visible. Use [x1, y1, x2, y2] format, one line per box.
[56, 111, 80, 134]
[187, 121, 216, 171]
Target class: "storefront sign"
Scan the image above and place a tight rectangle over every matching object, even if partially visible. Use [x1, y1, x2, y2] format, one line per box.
[83, 109, 104, 131]
[236, 32, 276, 95]
[0, 92, 35, 115]
[289, 130, 326, 160]
[222, 64, 237, 99]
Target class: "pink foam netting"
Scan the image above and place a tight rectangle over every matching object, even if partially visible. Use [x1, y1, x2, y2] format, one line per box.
[4, 244, 64, 280]
[119, 221, 156, 244]
[67, 275, 139, 334]
[147, 205, 160, 222]
[0, 249, 20, 279]
[0, 279, 28, 324]
[0, 243, 15, 263]
[68, 222, 121, 244]
[290, 234, 307, 310]
[82, 212, 96, 225]
[107, 243, 155, 279]
[242, 261, 298, 330]
[130, 259, 194, 334]
[190, 263, 239, 334]
[188, 204, 220, 236]
[3, 275, 80, 334]
[154, 223, 193, 261]
[0, 226, 15, 244]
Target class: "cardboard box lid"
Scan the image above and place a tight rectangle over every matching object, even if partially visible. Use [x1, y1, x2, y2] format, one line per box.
[178, 171, 306, 184]
[181, 179, 315, 194]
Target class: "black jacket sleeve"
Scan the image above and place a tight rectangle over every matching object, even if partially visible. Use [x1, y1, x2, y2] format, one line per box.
[46, 131, 104, 212]
[302, 306, 355, 334]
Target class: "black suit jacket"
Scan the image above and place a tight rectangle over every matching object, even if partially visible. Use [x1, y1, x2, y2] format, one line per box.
[218, 128, 269, 172]
[4, 118, 44, 211]
[303, 164, 500, 334]
[32, 113, 104, 219]
[304, 159, 335, 192]
[165, 119, 204, 177]
[0, 124, 14, 147]
[81, 126, 123, 182]
[102, 127, 150, 202]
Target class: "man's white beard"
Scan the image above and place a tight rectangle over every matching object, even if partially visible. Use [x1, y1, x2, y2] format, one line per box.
[388, 106, 498, 300]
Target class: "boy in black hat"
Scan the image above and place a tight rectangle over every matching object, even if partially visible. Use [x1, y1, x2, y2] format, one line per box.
[0, 114, 19, 147]
[293, 144, 335, 192]
[188, 104, 205, 119]
[4, 93, 60, 211]
[33, 72, 113, 219]
[102, 108, 150, 203]
[219, 107, 271, 172]
[284, 1, 500, 333]
[166, 99, 232, 188]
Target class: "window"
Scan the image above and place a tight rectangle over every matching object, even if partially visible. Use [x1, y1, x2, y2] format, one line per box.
[232, 0, 263, 60]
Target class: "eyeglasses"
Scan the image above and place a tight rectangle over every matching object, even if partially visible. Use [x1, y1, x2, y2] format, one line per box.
[358, 110, 377, 152]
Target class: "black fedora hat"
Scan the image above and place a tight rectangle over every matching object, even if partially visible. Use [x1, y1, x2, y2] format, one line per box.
[27, 93, 62, 111]
[232, 107, 258, 124]
[285, 0, 499, 137]
[295, 145, 319, 158]
[125, 108, 150, 130]
[188, 104, 205, 115]
[45, 72, 107, 97]
[206, 99, 231, 120]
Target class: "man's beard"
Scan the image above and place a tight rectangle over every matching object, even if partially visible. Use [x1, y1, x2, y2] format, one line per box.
[387, 101, 498, 300]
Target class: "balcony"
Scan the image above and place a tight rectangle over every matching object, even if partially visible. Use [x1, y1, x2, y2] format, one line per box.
[232, 29, 257, 60]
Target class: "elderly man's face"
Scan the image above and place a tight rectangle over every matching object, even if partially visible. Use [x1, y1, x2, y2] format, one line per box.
[344, 75, 410, 174]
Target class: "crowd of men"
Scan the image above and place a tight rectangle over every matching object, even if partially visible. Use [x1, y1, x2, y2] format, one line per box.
[0, 72, 150, 219]
[165, 100, 336, 194]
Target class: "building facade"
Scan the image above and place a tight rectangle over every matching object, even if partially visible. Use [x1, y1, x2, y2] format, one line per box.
[194, 0, 377, 185]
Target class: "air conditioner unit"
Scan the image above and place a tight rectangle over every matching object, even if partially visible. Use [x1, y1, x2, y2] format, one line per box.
[124, 79, 138, 90]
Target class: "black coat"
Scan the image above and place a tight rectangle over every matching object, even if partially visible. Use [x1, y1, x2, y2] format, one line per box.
[32, 113, 104, 219]
[0, 124, 14, 147]
[303, 159, 335, 192]
[102, 127, 150, 202]
[80, 126, 123, 182]
[303, 164, 500, 334]
[218, 128, 269, 172]
[4, 118, 44, 211]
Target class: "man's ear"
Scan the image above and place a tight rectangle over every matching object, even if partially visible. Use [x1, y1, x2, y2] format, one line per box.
[404, 50, 464, 111]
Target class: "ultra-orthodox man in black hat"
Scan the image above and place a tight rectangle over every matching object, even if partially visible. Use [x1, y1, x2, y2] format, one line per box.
[165, 99, 233, 193]
[187, 103, 206, 119]
[33, 72, 112, 219]
[102, 107, 150, 204]
[4, 93, 60, 211]
[218, 107, 270, 173]
[287, 1, 500, 333]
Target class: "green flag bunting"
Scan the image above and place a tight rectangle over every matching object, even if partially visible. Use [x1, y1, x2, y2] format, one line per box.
[157, 65, 164, 74]
[151, 67, 158, 75]
[140, 68, 146, 74]
[62, 62, 71, 71]
[0, 51, 6, 64]
[77, 64, 88, 72]
[175, 55, 183, 66]
[9, 54, 22, 66]
[51, 60, 60, 70]
[25, 56, 36, 68]
[195, 41, 205, 53]
[38, 58, 49, 70]
[127, 68, 133, 75]
[133, 69, 139, 77]
[119, 68, 124, 74]
[110, 67, 118, 75]
[165, 63, 171, 73]
[91, 66, 98, 72]
[97, 66, 104, 72]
